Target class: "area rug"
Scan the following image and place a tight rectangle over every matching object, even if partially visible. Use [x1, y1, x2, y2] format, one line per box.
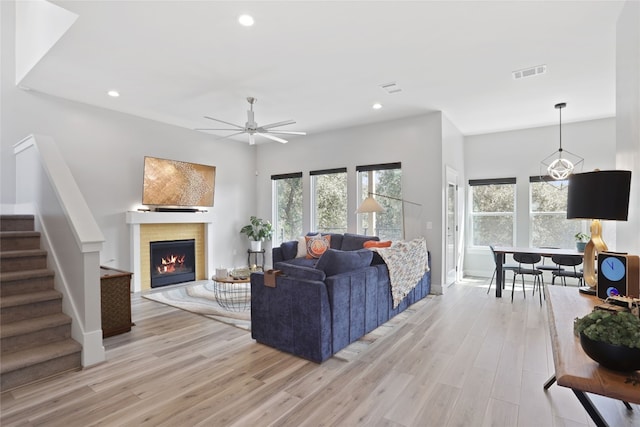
[143, 280, 433, 362]
[142, 280, 251, 331]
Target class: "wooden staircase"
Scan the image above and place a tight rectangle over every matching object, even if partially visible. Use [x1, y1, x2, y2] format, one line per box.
[0, 215, 82, 392]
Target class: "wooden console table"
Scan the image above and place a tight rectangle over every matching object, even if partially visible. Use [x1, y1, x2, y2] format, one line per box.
[544, 286, 639, 427]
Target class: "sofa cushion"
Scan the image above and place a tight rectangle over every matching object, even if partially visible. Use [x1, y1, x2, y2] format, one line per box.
[274, 262, 326, 282]
[341, 233, 379, 251]
[315, 248, 373, 277]
[278, 257, 317, 268]
[280, 240, 299, 261]
[307, 232, 342, 250]
[296, 236, 307, 258]
[305, 234, 331, 258]
[363, 240, 392, 248]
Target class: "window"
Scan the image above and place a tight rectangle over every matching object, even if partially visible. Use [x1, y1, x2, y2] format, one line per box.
[310, 168, 347, 234]
[272, 172, 303, 245]
[529, 176, 583, 248]
[469, 178, 516, 247]
[357, 163, 402, 240]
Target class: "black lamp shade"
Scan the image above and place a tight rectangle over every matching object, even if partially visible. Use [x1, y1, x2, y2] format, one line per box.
[567, 170, 632, 220]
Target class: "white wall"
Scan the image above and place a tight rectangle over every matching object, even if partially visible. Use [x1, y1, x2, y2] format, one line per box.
[1, 0, 256, 274]
[463, 118, 617, 277]
[616, 0, 640, 256]
[255, 113, 449, 291]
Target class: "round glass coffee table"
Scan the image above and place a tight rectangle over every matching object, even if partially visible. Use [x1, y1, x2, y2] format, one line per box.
[212, 276, 251, 312]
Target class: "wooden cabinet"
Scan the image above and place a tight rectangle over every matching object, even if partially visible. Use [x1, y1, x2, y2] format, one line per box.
[100, 266, 133, 338]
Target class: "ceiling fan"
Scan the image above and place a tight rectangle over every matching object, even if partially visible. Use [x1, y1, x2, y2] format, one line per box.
[196, 97, 306, 145]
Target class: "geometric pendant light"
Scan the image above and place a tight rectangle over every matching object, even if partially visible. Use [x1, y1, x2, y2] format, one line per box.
[539, 102, 584, 184]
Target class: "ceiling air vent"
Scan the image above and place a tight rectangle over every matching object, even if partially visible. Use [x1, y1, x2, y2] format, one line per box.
[380, 82, 402, 94]
[512, 64, 546, 80]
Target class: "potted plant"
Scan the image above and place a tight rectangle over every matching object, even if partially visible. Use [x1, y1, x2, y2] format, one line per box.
[240, 216, 273, 251]
[574, 232, 589, 252]
[574, 310, 640, 371]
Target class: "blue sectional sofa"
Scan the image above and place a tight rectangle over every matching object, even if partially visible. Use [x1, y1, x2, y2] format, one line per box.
[250, 233, 431, 362]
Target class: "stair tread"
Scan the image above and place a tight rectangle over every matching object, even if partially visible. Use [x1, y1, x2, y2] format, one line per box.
[0, 289, 61, 308]
[0, 231, 40, 237]
[0, 339, 82, 373]
[0, 268, 54, 281]
[0, 215, 34, 220]
[0, 249, 47, 258]
[1, 313, 71, 338]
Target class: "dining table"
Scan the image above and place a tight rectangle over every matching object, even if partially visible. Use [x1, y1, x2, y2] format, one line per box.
[492, 246, 584, 297]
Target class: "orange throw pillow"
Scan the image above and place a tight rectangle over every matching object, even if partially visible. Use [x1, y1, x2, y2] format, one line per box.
[363, 240, 392, 248]
[305, 234, 331, 259]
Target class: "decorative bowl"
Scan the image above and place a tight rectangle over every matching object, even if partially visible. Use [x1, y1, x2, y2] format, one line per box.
[580, 332, 640, 372]
[231, 267, 250, 280]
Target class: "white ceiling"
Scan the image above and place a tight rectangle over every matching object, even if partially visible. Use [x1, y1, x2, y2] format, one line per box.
[21, 1, 625, 142]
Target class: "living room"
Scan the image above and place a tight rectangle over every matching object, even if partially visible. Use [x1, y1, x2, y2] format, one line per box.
[1, 1, 639, 424]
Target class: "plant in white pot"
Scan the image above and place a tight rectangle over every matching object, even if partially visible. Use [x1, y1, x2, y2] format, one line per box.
[240, 216, 273, 251]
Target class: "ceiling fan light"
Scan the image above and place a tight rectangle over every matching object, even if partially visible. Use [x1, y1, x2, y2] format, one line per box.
[372, 103, 382, 110]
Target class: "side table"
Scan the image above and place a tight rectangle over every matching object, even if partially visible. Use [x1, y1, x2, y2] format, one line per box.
[247, 249, 265, 271]
[212, 276, 251, 312]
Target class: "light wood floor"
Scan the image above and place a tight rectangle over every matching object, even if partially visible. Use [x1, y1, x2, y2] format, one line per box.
[1, 279, 639, 427]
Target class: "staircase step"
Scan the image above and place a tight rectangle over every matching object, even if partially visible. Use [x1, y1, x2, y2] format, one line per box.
[0, 269, 55, 296]
[0, 231, 41, 251]
[0, 249, 47, 273]
[0, 289, 62, 324]
[0, 215, 34, 232]
[1, 313, 72, 354]
[0, 339, 82, 391]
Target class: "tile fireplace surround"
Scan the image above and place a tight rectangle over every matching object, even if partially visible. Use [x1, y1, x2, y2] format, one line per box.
[126, 211, 215, 292]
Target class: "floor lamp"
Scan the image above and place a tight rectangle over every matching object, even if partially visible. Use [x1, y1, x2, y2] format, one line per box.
[566, 170, 632, 294]
[356, 192, 421, 239]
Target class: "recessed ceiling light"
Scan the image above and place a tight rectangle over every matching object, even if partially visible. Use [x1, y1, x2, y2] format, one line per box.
[372, 103, 383, 110]
[238, 14, 254, 26]
[107, 90, 120, 97]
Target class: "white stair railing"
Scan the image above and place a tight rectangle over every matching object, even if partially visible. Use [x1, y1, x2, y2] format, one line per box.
[13, 134, 106, 367]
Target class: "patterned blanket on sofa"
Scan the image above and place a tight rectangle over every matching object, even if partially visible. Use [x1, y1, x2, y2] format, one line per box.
[373, 238, 430, 308]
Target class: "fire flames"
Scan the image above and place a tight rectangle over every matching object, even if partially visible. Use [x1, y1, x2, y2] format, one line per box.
[156, 253, 186, 274]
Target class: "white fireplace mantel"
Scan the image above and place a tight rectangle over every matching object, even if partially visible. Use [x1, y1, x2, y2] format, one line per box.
[126, 211, 215, 292]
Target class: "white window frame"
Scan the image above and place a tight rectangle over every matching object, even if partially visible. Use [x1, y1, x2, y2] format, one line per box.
[355, 163, 403, 239]
[271, 172, 303, 245]
[468, 178, 516, 248]
[310, 167, 348, 234]
[529, 176, 586, 248]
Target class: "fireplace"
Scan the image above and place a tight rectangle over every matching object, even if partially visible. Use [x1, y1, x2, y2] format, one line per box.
[150, 239, 196, 288]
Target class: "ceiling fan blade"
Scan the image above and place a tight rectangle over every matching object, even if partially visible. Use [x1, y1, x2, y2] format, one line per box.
[260, 120, 296, 130]
[203, 116, 244, 129]
[213, 131, 247, 141]
[249, 134, 256, 145]
[257, 132, 288, 144]
[261, 130, 307, 135]
[195, 128, 246, 131]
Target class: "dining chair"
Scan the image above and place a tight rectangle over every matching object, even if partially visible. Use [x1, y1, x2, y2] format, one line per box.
[487, 246, 519, 294]
[550, 254, 584, 286]
[535, 247, 565, 275]
[512, 252, 545, 305]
